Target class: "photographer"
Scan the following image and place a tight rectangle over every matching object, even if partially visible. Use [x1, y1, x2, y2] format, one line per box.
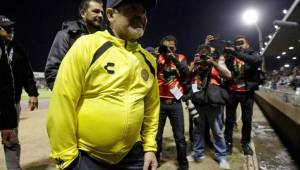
[223, 35, 262, 155]
[156, 35, 189, 170]
[187, 42, 231, 169]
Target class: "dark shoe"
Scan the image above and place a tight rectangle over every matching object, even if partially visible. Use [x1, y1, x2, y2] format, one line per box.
[178, 164, 189, 170]
[205, 140, 214, 149]
[226, 142, 232, 155]
[242, 144, 253, 155]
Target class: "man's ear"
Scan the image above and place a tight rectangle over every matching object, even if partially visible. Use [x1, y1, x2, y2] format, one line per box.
[80, 9, 86, 20]
[106, 8, 114, 22]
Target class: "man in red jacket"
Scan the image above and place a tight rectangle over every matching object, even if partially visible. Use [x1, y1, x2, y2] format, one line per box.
[156, 35, 189, 170]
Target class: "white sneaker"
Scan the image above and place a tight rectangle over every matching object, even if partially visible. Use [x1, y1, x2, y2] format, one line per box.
[187, 154, 205, 162]
[219, 158, 230, 169]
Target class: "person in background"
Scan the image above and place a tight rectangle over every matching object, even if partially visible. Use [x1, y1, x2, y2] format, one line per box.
[187, 43, 231, 169]
[0, 15, 39, 170]
[45, 0, 104, 89]
[156, 35, 189, 170]
[224, 34, 262, 155]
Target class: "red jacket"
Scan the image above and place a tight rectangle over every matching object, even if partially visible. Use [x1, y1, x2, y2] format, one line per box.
[157, 54, 187, 99]
[226, 57, 248, 93]
[190, 61, 221, 86]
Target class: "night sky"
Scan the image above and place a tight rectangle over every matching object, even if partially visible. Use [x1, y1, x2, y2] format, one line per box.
[1, 0, 295, 71]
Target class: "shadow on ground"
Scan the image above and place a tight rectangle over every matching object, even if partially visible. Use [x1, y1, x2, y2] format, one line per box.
[23, 158, 55, 170]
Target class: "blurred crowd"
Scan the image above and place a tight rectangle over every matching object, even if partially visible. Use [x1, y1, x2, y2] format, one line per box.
[264, 66, 300, 93]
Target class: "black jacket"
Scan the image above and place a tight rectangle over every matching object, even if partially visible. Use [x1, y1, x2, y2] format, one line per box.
[0, 41, 17, 129]
[44, 19, 88, 89]
[9, 41, 39, 103]
[226, 49, 262, 91]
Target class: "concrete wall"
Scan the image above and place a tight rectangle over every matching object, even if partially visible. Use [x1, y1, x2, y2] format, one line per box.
[255, 91, 300, 166]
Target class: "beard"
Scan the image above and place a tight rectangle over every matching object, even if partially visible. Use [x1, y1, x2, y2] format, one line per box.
[86, 18, 102, 30]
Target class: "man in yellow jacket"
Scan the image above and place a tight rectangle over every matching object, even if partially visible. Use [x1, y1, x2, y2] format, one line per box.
[47, 0, 159, 169]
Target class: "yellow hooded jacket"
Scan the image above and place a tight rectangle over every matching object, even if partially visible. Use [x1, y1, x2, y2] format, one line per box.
[47, 30, 160, 169]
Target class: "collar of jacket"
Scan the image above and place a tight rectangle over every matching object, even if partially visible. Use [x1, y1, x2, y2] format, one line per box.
[61, 19, 88, 35]
[102, 30, 141, 52]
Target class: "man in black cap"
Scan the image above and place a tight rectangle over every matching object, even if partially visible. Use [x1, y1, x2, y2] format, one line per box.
[0, 15, 39, 170]
[47, 0, 159, 169]
[0, 15, 18, 170]
[45, 0, 104, 90]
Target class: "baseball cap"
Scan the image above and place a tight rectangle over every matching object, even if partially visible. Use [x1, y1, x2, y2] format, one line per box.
[106, 0, 157, 11]
[0, 15, 15, 27]
[145, 46, 155, 53]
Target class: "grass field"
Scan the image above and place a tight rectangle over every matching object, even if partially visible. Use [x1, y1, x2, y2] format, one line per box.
[21, 88, 51, 100]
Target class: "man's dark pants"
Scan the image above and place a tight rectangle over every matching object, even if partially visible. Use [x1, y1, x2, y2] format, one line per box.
[67, 142, 144, 170]
[156, 99, 188, 169]
[224, 91, 255, 144]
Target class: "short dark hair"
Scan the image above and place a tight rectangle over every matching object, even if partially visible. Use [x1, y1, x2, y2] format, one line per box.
[160, 35, 177, 46]
[196, 44, 211, 54]
[234, 34, 249, 43]
[79, 0, 103, 14]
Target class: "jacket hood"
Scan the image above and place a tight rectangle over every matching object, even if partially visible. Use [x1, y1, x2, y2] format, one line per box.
[61, 19, 87, 34]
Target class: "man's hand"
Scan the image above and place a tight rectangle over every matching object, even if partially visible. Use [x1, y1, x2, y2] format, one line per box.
[194, 54, 201, 63]
[143, 152, 158, 170]
[205, 35, 215, 45]
[28, 96, 38, 111]
[206, 57, 217, 65]
[1, 129, 17, 146]
[224, 46, 235, 52]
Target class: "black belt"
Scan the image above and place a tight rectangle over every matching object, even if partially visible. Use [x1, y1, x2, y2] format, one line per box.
[160, 98, 180, 105]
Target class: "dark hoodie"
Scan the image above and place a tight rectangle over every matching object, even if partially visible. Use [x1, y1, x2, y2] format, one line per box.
[44, 19, 88, 89]
[225, 48, 262, 91]
[0, 41, 18, 129]
[8, 41, 39, 103]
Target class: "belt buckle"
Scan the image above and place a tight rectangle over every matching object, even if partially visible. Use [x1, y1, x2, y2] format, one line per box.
[165, 99, 173, 104]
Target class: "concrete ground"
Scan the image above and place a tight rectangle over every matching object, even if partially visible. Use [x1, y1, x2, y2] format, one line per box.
[0, 99, 262, 170]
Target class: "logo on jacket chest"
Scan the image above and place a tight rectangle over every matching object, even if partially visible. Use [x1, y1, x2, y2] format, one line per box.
[104, 62, 115, 74]
[141, 69, 149, 81]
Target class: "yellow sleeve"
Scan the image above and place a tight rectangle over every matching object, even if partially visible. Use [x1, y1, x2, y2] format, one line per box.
[46, 37, 90, 169]
[141, 54, 160, 152]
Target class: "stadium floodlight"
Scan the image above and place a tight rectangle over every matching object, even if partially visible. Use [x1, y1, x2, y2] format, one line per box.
[242, 8, 265, 71]
[289, 46, 294, 50]
[283, 9, 288, 14]
[242, 9, 258, 25]
[268, 35, 272, 39]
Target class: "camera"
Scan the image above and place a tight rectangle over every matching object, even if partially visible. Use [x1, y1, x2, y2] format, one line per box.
[222, 40, 235, 48]
[216, 40, 235, 57]
[158, 45, 169, 55]
[186, 99, 200, 126]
